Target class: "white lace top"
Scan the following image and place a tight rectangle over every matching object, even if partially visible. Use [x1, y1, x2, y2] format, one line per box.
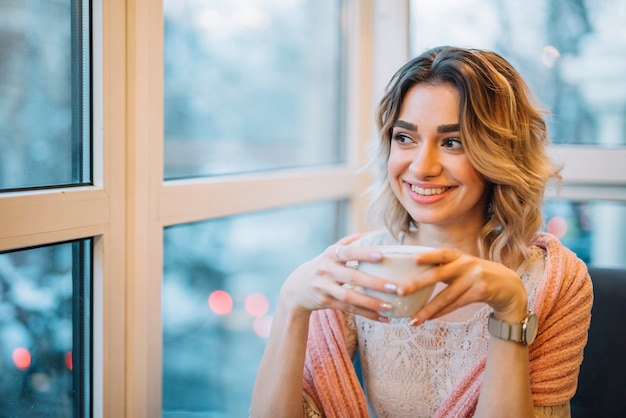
[303, 232, 572, 418]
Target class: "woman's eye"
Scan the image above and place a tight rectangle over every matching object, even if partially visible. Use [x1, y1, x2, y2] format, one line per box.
[392, 133, 412, 144]
[443, 138, 463, 149]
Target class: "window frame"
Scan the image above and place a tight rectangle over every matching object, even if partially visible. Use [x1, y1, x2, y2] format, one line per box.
[125, 0, 377, 416]
[0, 0, 126, 417]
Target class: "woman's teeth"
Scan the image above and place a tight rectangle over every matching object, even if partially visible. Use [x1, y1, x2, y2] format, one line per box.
[411, 185, 449, 196]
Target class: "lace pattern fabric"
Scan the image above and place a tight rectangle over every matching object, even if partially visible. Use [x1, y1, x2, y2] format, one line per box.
[345, 232, 550, 416]
[353, 309, 490, 417]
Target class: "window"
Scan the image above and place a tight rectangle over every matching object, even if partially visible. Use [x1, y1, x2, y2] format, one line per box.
[0, 0, 91, 191]
[162, 202, 345, 415]
[163, 0, 345, 179]
[159, 0, 359, 414]
[0, 240, 92, 418]
[409, 0, 626, 267]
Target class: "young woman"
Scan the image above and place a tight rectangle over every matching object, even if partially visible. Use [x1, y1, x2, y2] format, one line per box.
[250, 46, 592, 418]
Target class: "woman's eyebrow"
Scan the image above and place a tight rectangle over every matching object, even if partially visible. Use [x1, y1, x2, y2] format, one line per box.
[437, 124, 460, 133]
[392, 121, 460, 133]
[392, 120, 417, 131]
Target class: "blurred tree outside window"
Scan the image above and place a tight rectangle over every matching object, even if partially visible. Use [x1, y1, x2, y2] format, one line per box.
[163, 0, 344, 179]
[161, 0, 347, 415]
[162, 201, 345, 416]
[0, 0, 91, 191]
[0, 240, 92, 418]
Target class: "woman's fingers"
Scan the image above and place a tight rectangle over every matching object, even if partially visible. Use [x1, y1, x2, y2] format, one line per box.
[404, 255, 528, 325]
[313, 275, 393, 321]
[331, 242, 382, 264]
[285, 243, 398, 321]
[411, 247, 460, 264]
[334, 257, 399, 294]
[327, 244, 399, 294]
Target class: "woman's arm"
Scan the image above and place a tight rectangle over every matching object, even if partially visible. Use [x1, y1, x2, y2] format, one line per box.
[250, 238, 395, 417]
[250, 293, 313, 418]
[475, 307, 534, 417]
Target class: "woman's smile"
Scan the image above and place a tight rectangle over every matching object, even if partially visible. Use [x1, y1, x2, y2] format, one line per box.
[405, 181, 453, 204]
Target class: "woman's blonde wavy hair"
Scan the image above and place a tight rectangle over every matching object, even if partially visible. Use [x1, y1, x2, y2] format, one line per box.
[366, 46, 561, 265]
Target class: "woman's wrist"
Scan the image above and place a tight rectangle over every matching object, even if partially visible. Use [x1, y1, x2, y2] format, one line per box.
[492, 297, 529, 323]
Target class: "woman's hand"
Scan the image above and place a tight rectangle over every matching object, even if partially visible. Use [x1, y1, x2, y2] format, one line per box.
[398, 249, 529, 326]
[279, 234, 399, 322]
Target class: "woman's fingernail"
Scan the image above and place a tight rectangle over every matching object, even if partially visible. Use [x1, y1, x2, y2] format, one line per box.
[379, 302, 393, 311]
[384, 283, 397, 293]
[377, 316, 390, 323]
[410, 316, 423, 326]
[371, 251, 383, 260]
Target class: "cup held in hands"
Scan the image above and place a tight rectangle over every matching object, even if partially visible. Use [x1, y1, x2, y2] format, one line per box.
[358, 245, 436, 318]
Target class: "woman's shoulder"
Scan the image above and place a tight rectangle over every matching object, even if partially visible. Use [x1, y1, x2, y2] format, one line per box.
[527, 232, 592, 310]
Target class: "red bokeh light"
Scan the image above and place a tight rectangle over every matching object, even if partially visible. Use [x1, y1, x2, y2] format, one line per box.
[244, 293, 270, 317]
[253, 315, 273, 338]
[65, 351, 73, 371]
[208, 290, 233, 315]
[547, 216, 568, 238]
[13, 347, 31, 370]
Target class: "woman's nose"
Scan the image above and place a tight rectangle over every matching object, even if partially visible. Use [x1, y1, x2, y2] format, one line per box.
[409, 144, 442, 179]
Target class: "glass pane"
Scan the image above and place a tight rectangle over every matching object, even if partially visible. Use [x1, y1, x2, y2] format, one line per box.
[163, 0, 344, 179]
[0, 240, 92, 417]
[162, 201, 345, 416]
[544, 200, 626, 268]
[0, 1, 91, 191]
[409, 0, 626, 147]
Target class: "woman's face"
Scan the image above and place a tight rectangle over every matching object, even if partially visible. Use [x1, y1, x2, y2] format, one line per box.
[387, 83, 488, 231]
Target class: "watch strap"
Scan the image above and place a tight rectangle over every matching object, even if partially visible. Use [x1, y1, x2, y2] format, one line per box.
[488, 312, 524, 342]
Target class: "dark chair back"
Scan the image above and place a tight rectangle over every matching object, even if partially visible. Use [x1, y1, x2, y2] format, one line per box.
[571, 266, 626, 418]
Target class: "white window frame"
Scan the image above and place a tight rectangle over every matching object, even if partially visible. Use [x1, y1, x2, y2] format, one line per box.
[124, 0, 378, 415]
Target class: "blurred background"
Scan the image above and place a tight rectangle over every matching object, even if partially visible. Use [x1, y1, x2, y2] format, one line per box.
[1, 0, 625, 417]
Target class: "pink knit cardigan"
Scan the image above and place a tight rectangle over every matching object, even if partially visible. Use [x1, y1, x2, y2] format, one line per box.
[302, 233, 593, 417]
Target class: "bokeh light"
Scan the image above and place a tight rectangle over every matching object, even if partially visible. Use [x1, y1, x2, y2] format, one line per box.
[244, 292, 270, 317]
[13, 347, 31, 370]
[208, 290, 233, 315]
[547, 216, 568, 238]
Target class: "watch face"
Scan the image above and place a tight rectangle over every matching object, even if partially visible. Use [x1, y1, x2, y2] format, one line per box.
[523, 312, 539, 345]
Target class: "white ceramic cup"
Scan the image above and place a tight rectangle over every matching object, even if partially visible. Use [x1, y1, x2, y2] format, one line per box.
[358, 245, 436, 318]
